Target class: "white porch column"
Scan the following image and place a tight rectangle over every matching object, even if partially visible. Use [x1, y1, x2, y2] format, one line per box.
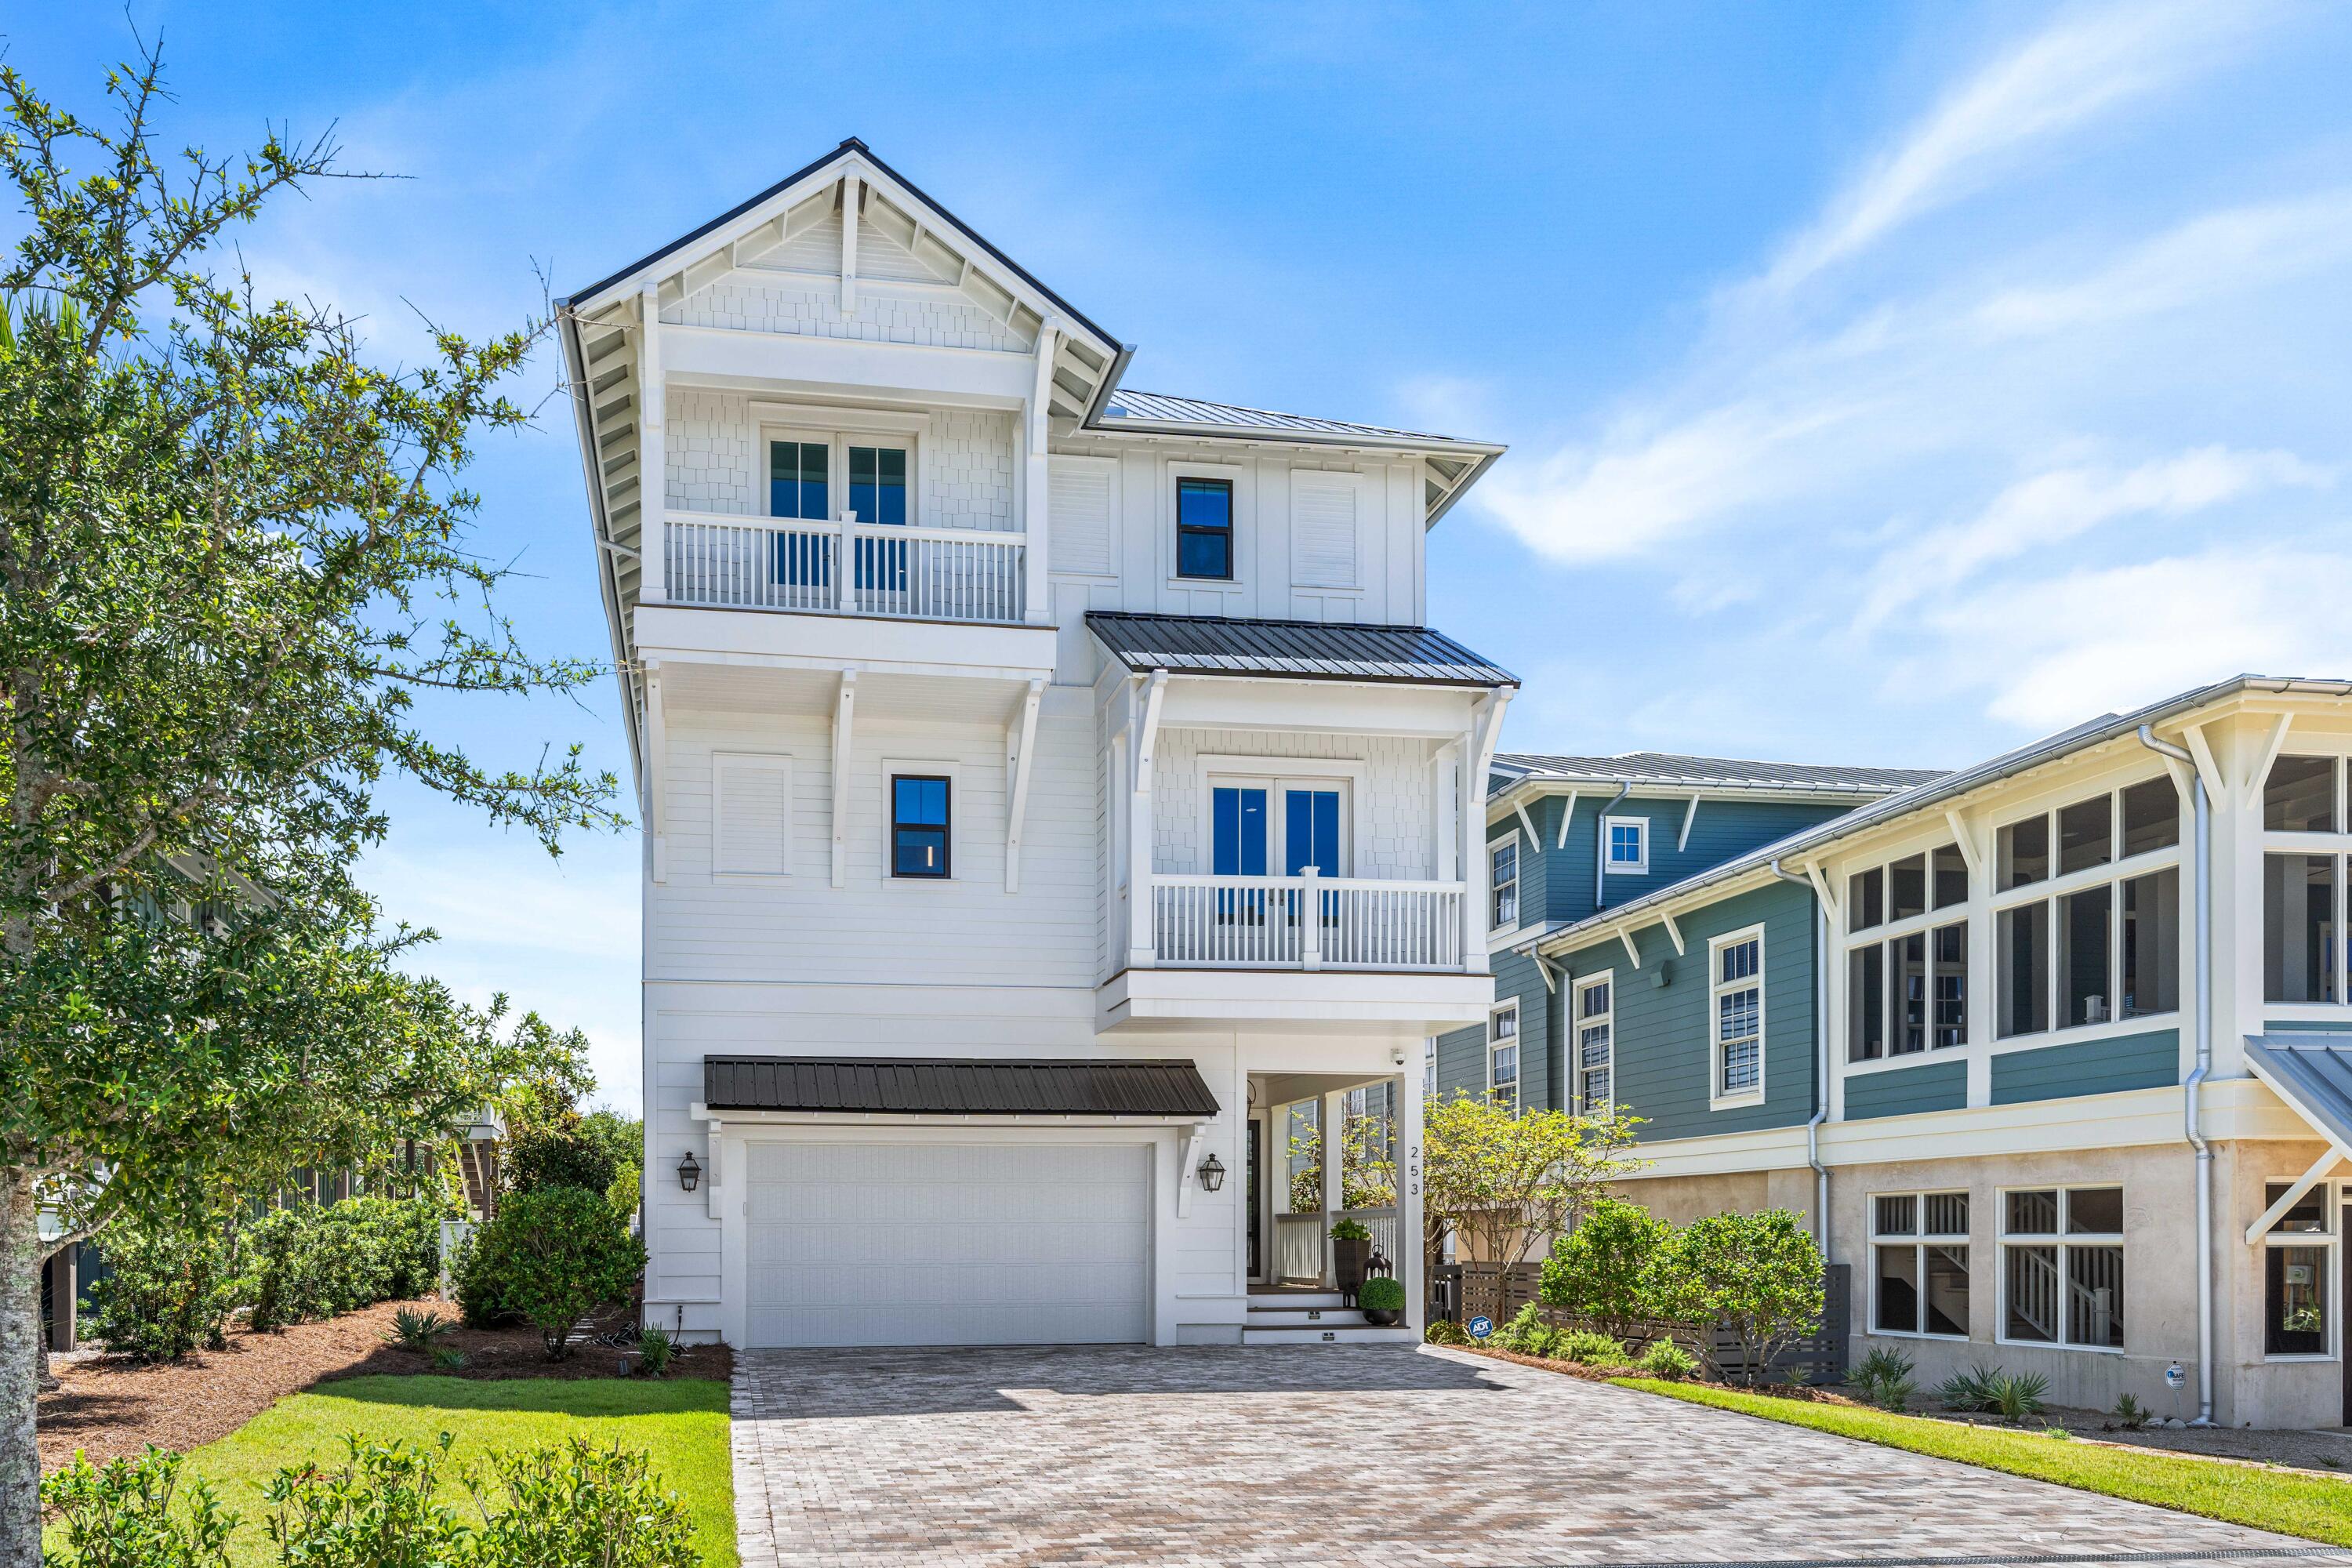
[1126, 672, 1167, 969]
[1022, 323, 1058, 624]
[1399, 1069, 1425, 1333]
[1323, 1089, 1345, 1286]
[638, 285, 666, 604]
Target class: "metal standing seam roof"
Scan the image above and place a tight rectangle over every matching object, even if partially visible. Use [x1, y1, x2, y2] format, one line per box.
[702, 1057, 1221, 1118]
[2245, 1036, 2352, 1149]
[1524, 675, 2352, 960]
[1086, 612, 1518, 688]
[1490, 752, 1944, 797]
[1098, 389, 1472, 446]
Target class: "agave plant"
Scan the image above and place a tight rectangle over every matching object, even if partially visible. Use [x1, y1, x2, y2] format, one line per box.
[1987, 1370, 2051, 1424]
[385, 1305, 454, 1351]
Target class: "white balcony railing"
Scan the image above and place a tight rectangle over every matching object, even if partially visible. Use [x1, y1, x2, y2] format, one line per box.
[1149, 871, 1466, 971]
[663, 512, 1026, 623]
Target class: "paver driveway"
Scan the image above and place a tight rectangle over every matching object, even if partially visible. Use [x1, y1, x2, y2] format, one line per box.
[731, 1344, 2349, 1567]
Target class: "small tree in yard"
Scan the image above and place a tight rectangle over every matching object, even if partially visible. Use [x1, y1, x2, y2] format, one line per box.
[0, 42, 623, 1562]
[1642, 1209, 1826, 1386]
[456, 1186, 644, 1360]
[1538, 1196, 1671, 1343]
[1402, 1092, 1643, 1273]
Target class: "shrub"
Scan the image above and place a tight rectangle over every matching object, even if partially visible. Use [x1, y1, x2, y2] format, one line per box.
[1641, 1208, 1825, 1386]
[635, 1325, 674, 1377]
[263, 1433, 467, 1563]
[1637, 1339, 1697, 1380]
[384, 1307, 452, 1352]
[1327, 1218, 1372, 1241]
[42, 1447, 237, 1567]
[505, 1112, 622, 1199]
[466, 1439, 697, 1566]
[1935, 1361, 2004, 1413]
[454, 1185, 644, 1359]
[1559, 1330, 1629, 1367]
[1987, 1370, 2050, 1425]
[82, 1222, 235, 1362]
[248, 1196, 439, 1331]
[2112, 1392, 2151, 1429]
[1538, 1197, 1671, 1341]
[1852, 1346, 1914, 1388]
[1871, 1377, 1918, 1413]
[1355, 1276, 1405, 1314]
[1424, 1319, 1468, 1345]
[431, 1347, 470, 1372]
[1490, 1301, 1550, 1353]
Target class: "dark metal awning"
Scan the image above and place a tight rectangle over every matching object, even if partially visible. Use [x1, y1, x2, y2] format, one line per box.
[1086, 611, 1516, 688]
[702, 1056, 1221, 1118]
[2246, 1034, 2352, 1149]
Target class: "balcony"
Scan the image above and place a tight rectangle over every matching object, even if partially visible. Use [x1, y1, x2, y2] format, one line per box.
[663, 511, 1027, 624]
[1149, 872, 1467, 972]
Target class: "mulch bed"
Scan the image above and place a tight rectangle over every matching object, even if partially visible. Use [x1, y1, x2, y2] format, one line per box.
[38, 1298, 732, 1475]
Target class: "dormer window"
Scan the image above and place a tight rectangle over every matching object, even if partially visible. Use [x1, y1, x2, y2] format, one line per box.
[1176, 477, 1233, 579]
[1604, 815, 1649, 875]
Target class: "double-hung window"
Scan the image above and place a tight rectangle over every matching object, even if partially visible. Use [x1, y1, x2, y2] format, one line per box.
[1176, 477, 1234, 579]
[2001, 1187, 2124, 1350]
[890, 774, 951, 879]
[1846, 844, 1969, 1062]
[1711, 928, 1763, 1102]
[1991, 778, 2180, 1040]
[1489, 1003, 1519, 1114]
[1603, 815, 1648, 875]
[1871, 1192, 1970, 1338]
[2260, 1181, 2336, 1358]
[1574, 974, 1613, 1116]
[1491, 840, 1519, 928]
[2261, 753, 2352, 1006]
[1422, 1037, 1436, 1100]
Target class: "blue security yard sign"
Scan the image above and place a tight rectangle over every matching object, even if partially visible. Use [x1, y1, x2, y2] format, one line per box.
[1468, 1315, 1494, 1340]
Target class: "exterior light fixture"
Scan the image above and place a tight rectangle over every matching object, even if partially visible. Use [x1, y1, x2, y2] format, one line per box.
[677, 1150, 702, 1193]
[1196, 1153, 1226, 1192]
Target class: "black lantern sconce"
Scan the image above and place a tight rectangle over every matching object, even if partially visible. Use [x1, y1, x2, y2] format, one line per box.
[677, 1150, 702, 1193]
[1196, 1152, 1226, 1192]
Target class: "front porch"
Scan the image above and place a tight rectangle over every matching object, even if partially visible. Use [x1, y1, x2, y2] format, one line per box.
[1242, 1068, 1417, 1345]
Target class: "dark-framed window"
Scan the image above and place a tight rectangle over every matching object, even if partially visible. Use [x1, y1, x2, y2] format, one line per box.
[1176, 477, 1233, 579]
[769, 439, 832, 587]
[891, 775, 950, 879]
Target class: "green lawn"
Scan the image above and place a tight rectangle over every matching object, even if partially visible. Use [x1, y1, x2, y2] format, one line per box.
[1614, 1377, 2352, 1548]
[59, 1376, 735, 1567]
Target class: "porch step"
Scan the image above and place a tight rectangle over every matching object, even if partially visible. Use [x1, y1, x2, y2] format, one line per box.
[1249, 1304, 1374, 1329]
[1248, 1290, 1347, 1310]
[1242, 1323, 1417, 1346]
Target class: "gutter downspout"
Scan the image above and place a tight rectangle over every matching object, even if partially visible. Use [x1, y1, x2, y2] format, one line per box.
[1773, 858, 1831, 1256]
[1594, 782, 1632, 912]
[2139, 724, 2213, 1428]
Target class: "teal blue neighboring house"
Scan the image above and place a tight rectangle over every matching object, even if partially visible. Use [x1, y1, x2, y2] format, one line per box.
[1432, 752, 1932, 1128]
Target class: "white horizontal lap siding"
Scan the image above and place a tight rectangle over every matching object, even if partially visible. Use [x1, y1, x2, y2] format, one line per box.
[1152, 728, 1439, 879]
[652, 709, 1096, 986]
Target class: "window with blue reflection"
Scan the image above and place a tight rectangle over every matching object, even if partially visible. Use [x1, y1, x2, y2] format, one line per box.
[1212, 786, 1268, 876]
[1284, 789, 1340, 876]
[1176, 477, 1232, 579]
[891, 775, 950, 878]
[769, 441, 830, 587]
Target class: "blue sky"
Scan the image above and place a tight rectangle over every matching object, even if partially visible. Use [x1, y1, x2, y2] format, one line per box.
[16, 3, 2350, 1111]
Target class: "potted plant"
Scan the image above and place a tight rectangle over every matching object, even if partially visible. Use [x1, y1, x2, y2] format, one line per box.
[1330, 1218, 1373, 1297]
[1356, 1275, 1405, 1327]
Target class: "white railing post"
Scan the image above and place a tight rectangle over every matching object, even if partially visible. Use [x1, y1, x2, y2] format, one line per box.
[1300, 866, 1322, 971]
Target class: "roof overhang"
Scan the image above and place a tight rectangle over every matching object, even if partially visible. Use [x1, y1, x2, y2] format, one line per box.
[699, 1055, 1221, 1120]
[2246, 1035, 2352, 1152]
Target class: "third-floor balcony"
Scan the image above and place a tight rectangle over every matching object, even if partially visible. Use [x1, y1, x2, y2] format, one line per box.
[663, 510, 1028, 624]
[1149, 871, 1467, 972]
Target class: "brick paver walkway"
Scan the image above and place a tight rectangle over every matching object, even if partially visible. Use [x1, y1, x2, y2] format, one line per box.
[731, 1344, 2349, 1567]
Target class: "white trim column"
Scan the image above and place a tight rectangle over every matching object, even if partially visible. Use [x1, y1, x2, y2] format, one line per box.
[1127, 672, 1167, 969]
[638, 285, 666, 604]
[1023, 323, 1058, 624]
[1399, 1068, 1424, 1333]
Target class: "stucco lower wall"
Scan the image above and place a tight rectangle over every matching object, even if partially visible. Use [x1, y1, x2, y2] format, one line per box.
[1613, 1167, 1815, 1228]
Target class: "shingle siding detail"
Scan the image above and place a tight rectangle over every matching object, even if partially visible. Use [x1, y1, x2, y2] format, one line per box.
[1846, 1060, 1969, 1120]
[1987, 1029, 2180, 1106]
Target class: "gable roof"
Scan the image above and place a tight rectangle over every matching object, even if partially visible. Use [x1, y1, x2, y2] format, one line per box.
[1087, 611, 1516, 688]
[1527, 674, 2352, 960]
[1491, 752, 1942, 797]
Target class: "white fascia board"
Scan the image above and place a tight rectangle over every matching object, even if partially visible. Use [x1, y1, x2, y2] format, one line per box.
[1154, 676, 1479, 739]
[560, 313, 647, 786]
[1484, 778, 1900, 822]
[684, 1106, 1203, 1129]
[634, 604, 1055, 682]
[1097, 969, 1494, 1032]
[662, 324, 1034, 405]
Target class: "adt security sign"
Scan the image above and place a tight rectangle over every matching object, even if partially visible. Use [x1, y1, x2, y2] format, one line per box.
[1468, 1315, 1494, 1341]
[2165, 1363, 2187, 1391]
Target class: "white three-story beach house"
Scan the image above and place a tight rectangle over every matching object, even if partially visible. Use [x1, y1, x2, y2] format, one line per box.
[558, 140, 1515, 1348]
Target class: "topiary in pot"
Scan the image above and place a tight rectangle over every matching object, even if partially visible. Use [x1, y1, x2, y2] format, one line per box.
[1328, 1218, 1373, 1297]
[1356, 1275, 1406, 1327]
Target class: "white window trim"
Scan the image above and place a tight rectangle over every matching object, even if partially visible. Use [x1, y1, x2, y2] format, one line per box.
[880, 757, 962, 887]
[756, 409, 927, 528]
[2258, 1177, 2340, 1364]
[1196, 756, 1368, 878]
[1709, 923, 1767, 1109]
[1167, 458, 1248, 589]
[1487, 1000, 1521, 1114]
[1994, 1185, 2127, 1355]
[1602, 814, 1649, 875]
[1844, 914, 1974, 1066]
[711, 750, 794, 880]
[1867, 1189, 1972, 1342]
[1490, 837, 1522, 934]
[1573, 970, 1615, 1116]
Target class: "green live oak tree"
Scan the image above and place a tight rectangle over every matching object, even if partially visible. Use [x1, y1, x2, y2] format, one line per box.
[0, 42, 624, 1561]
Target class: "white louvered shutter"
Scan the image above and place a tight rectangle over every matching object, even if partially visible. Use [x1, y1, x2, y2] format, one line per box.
[1050, 460, 1116, 576]
[1291, 474, 1359, 589]
[714, 753, 791, 877]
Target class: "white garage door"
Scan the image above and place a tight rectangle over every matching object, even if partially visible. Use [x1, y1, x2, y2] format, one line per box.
[744, 1141, 1151, 1347]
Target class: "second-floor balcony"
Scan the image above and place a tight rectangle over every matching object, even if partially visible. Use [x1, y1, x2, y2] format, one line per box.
[1150, 871, 1467, 972]
[664, 510, 1027, 623]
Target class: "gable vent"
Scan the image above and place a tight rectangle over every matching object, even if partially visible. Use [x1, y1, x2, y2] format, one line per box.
[1290, 474, 1360, 590]
[713, 753, 793, 877]
[1049, 460, 1116, 577]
